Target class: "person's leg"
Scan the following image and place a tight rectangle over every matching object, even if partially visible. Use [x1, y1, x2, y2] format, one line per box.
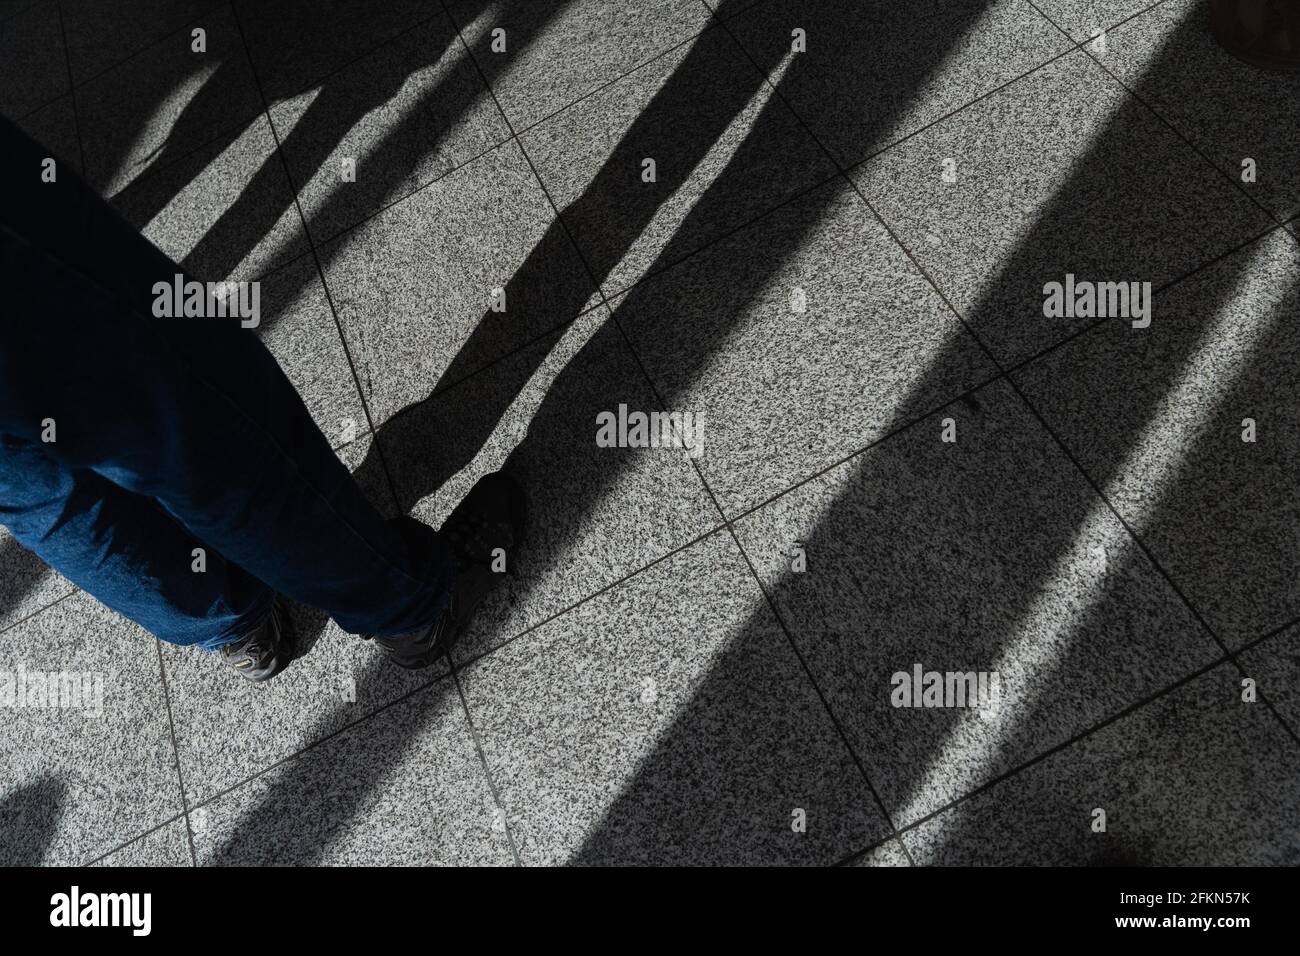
[0, 114, 454, 641]
[0, 436, 270, 650]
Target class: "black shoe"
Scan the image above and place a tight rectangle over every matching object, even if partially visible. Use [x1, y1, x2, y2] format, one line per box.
[220, 597, 295, 683]
[373, 471, 526, 670]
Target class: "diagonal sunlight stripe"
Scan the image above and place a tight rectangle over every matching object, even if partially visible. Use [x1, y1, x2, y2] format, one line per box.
[895, 228, 1289, 843]
[105, 62, 218, 198]
[140, 113, 287, 277]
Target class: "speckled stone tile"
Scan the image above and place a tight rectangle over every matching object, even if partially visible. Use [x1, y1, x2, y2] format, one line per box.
[1015, 230, 1300, 648]
[446, 0, 713, 132]
[160, 434, 440, 806]
[520, 23, 836, 296]
[61, 0, 224, 85]
[1101, 0, 1300, 222]
[0, 0, 67, 118]
[93, 817, 192, 866]
[1030, 0, 1168, 42]
[15, 94, 79, 174]
[852, 50, 1274, 367]
[189, 676, 514, 865]
[110, 113, 308, 282]
[458, 530, 888, 865]
[849, 838, 911, 867]
[1240, 623, 1300, 735]
[252, 257, 370, 449]
[726, 0, 1071, 169]
[732, 378, 1219, 825]
[73, 5, 263, 197]
[0, 529, 72, 631]
[0, 592, 181, 864]
[1242, 627, 1300, 746]
[903, 664, 1300, 864]
[323, 139, 599, 427]
[235, 0, 441, 98]
[270, 11, 510, 246]
[614, 177, 996, 517]
[378, 308, 718, 662]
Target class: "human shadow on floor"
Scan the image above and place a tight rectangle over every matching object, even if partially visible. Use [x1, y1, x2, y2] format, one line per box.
[0, 777, 66, 865]
[103, 0, 575, 315]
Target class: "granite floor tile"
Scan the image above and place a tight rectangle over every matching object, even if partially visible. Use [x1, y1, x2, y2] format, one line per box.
[447, 0, 713, 133]
[0, 528, 73, 632]
[614, 177, 996, 517]
[726, 0, 1071, 169]
[1015, 229, 1300, 647]
[189, 676, 514, 865]
[15, 94, 79, 174]
[1030, 0, 1169, 42]
[159, 434, 439, 806]
[235, 0, 441, 99]
[853, 50, 1273, 367]
[732, 378, 1219, 825]
[458, 529, 889, 865]
[849, 838, 911, 867]
[0, 0, 67, 118]
[377, 309, 718, 662]
[74, 5, 263, 197]
[520, 23, 836, 296]
[92, 817, 192, 866]
[1102, 0, 1300, 222]
[324, 139, 599, 427]
[60, 0, 224, 86]
[902, 663, 1300, 864]
[110, 112, 308, 282]
[270, 11, 510, 245]
[0, 592, 181, 864]
[1239, 624, 1300, 735]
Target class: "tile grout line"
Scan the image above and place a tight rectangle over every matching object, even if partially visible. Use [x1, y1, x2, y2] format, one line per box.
[151, 637, 199, 867]
[82, 809, 192, 867]
[449, 667, 524, 866]
[0, 584, 79, 637]
[51, 0, 86, 175]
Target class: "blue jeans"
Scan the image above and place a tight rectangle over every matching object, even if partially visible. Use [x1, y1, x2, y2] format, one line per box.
[0, 116, 453, 651]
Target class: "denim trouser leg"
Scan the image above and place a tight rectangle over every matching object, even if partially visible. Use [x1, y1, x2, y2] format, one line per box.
[0, 437, 273, 649]
[0, 115, 454, 649]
